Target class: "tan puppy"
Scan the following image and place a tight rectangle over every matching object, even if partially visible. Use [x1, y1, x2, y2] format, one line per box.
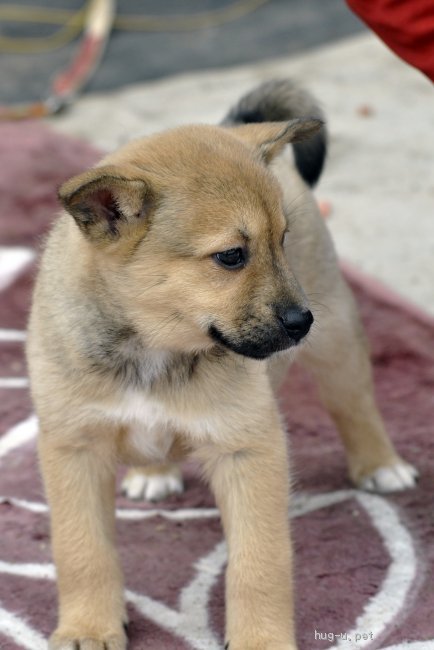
[27, 80, 417, 650]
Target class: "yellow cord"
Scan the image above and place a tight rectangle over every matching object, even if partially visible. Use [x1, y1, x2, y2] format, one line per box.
[0, 5, 85, 24]
[0, 0, 270, 53]
[0, 3, 90, 54]
[115, 0, 270, 31]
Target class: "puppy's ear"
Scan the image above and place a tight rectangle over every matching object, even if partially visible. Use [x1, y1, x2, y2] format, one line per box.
[58, 164, 154, 243]
[229, 118, 323, 164]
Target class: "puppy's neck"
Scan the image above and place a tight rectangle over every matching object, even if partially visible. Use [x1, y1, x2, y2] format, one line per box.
[85, 321, 196, 389]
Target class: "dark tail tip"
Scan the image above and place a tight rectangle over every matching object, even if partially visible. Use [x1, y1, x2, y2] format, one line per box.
[222, 79, 327, 187]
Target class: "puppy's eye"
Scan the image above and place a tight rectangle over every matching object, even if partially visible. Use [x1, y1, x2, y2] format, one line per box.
[213, 248, 246, 270]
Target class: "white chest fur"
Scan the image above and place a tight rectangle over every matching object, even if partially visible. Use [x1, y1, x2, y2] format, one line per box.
[104, 389, 175, 462]
[92, 344, 242, 460]
[107, 389, 169, 427]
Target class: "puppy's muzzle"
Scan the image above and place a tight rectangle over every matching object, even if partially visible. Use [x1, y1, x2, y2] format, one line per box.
[209, 305, 313, 360]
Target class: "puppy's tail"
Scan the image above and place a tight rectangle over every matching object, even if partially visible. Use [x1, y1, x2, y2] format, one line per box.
[222, 79, 327, 187]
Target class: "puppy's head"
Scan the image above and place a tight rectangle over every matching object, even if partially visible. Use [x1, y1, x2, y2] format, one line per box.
[59, 119, 320, 360]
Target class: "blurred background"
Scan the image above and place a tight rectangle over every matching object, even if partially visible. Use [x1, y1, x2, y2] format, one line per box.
[1, 0, 366, 104]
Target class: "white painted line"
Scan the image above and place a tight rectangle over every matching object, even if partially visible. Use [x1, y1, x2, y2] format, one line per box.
[0, 602, 46, 650]
[178, 541, 226, 649]
[0, 329, 27, 342]
[0, 556, 220, 650]
[117, 506, 219, 521]
[0, 247, 34, 292]
[0, 377, 29, 389]
[0, 495, 219, 521]
[381, 642, 434, 649]
[331, 492, 418, 649]
[0, 415, 38, 459]
[126, 543, 227, 650]
[0, 490, 357, 523]
[0, 560, 55, 581]
[0, 496, 47, 513]
[291, 490, 355, 518]
[0, 490, 425, 650]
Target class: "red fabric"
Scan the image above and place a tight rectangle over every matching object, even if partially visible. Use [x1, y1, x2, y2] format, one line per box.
[347, 0, 434, 81]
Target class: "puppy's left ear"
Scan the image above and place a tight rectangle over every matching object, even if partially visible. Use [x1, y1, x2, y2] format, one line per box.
[229, 118, 323, 164]
[58, 164, 155, 244]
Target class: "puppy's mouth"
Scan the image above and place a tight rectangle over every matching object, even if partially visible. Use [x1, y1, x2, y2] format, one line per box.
[208, 324, 299, 360]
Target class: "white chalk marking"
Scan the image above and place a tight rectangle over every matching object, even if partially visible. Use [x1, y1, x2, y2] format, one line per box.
[0, 557, 221, 650]
[0, 602, 46, 650]
[381, 643, 434, 649]
[0, 489, 421, 649]
[0, 494, 219, 521]
[290, 490, 355, 517]
[0, 329, 26, 342]
[331, 492, 418, 649]
[0, 247, 34, 292]
[0, 415, 38, 459]
[0, 560, 55, 581]
[177, 541, 226, 649]
[117, 506, 219, 521]
[128, 542, 226, 650]
[0, 490, 356, 522]
[0, 377, 29, 389]
[0, 496, 48, 513]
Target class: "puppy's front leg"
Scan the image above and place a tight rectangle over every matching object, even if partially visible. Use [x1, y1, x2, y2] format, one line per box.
[197, 408, 296, 650]
[39, 424, 127, 650]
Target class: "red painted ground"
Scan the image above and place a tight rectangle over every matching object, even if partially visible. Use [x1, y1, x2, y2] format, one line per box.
[1, 122, 434, 650]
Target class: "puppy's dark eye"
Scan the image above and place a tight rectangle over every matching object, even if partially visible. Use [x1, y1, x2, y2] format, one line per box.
[213, 248, 246, 270]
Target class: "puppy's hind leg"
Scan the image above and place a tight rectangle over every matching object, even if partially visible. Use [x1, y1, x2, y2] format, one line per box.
[299, 279, 418, 492]
[121, 463, 183, 502]
[119, 428, 186, 502]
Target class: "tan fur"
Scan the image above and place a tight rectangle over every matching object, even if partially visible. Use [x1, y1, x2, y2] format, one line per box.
[28, 115, 406, 650]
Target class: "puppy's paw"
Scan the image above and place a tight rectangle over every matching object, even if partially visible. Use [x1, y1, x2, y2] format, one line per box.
[121, 464, 183, 502]
[49, 631, 127, 650]
[358, 460, 419, 493]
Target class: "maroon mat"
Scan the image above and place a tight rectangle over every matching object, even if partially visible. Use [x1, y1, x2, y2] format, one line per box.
[1, 122, 434, 650]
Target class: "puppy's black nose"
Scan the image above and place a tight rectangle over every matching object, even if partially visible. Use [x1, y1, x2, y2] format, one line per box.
[278, 307, 313, 342]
